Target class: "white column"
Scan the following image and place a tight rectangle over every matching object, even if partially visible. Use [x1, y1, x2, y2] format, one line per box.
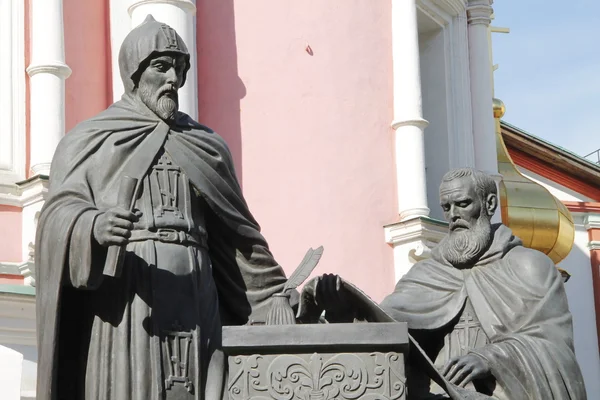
[128, 0, 198, 120]
[467, 0, 496, 175]
[109, 0, 132, 103]
[391, 0, 430, 221]
[26, 0, 71, 177]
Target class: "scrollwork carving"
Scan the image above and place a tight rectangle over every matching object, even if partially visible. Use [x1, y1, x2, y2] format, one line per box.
[228, 352, 406, 400]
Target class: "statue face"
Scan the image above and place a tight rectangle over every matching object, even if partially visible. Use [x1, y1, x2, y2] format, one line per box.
[136, 54, 187, 123]
[439, 177, 482, 232]
[438, 177, 493, 268]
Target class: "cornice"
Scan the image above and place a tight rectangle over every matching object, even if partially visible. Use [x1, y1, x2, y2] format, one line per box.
[418, 0, 466, 23]
[0, 175, 49, 207]
[384, 216, 448, 246]
[26, 61, 72, 79]
[585, 214, 600, 231]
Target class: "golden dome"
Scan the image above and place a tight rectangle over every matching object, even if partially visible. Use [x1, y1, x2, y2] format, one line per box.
[494, 99, 574, 265]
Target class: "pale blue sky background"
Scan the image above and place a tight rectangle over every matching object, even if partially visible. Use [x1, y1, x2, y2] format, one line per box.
[492, 0, 599, 161]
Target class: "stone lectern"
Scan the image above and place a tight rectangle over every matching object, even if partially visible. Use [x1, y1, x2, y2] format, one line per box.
[223, 323, 408, 400]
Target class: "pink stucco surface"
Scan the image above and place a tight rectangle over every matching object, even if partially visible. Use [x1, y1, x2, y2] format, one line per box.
[197, 1, 397, 300]
[64, 0, 110, 132]
[0, 206, 22, 262]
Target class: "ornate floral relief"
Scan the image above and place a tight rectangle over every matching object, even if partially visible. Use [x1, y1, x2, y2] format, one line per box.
[228, 352, 405, 400]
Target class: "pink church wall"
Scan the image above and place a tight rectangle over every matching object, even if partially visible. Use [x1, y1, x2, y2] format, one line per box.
[64, 0, 111, 132]
[197, 1, 397, 300]
[0, 206, 23, 262]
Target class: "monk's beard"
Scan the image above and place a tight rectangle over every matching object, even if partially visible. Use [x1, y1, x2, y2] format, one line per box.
[439, 216, 493, 268]
[138, 83, 178, 123]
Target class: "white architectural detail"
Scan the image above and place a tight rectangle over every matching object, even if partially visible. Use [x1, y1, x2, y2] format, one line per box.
[0, 292, 36, 347]
[0, 345, 23, 400]
[0, 177, 49, 208]
[391, 0, 430, 221]
[467, 0, 496, 176]
[0, 0, 26, 187]
[128, 0, 199, 119]
[27, 0, 72, 177]
[584, 214, 600, 231]
[446, 11, 475, 169]
[385, 217, 448, 280]
[110, 0, 133, 102]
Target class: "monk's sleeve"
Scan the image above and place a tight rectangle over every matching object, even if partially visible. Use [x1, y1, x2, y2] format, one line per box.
[467, 252, 586, 399]
[38, 145, 107, 291]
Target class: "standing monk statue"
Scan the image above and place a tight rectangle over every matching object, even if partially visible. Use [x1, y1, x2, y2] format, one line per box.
[35, 15, 296, 400]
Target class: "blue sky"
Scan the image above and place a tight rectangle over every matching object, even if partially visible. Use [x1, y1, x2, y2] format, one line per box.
[492, 0, 599, 161]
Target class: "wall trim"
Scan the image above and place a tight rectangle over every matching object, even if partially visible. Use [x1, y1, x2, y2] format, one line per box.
[509, 147, 600, 201]
[564, 202, 600, 214]
[0, 175, 48, 207]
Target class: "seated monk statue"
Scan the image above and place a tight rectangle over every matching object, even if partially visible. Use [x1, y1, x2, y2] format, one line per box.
[301, 168, 587, 399]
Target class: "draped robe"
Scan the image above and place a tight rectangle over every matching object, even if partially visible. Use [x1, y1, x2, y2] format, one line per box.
[380, 224, 587, 399]
[35, 95, 294, 400]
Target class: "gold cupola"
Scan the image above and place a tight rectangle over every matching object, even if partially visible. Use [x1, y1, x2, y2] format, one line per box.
[494, 99, 575, 268]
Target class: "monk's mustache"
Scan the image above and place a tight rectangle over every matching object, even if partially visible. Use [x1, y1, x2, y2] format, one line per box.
[450, 220, 470, 231]
[158, 85, 177, 98]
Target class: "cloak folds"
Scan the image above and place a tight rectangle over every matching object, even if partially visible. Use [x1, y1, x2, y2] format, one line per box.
[380, 224, 587, 399]
[35, 96, 292, 400]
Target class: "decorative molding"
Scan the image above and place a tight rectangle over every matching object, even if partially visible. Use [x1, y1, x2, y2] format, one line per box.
[466, 0, 493, 26]
[589, 241, 600, 251]
[509, 147, 600, 201]
[26, 61, 72, 79]
[585, 214, 600, 231]
[391, 118, 430, 131]
[565, 202, 600, 215]
[417, 0, 466, 26]
[385, 216, 448, 246]
[0, 0, 27, 186]
[0, 175, 49, 207]
[0, 262, 34, 287]
[128, 0, 197, 16]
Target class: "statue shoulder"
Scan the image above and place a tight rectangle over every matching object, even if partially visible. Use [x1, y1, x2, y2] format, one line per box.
[504, 246, 559, 283]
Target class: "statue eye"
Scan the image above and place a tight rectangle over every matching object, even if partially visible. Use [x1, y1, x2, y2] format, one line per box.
[441, 204, 450, 212]
[457, 200, 471, 208]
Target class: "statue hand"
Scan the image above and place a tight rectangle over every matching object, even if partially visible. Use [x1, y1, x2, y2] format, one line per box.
[93, 207, 140, 247]
[441, 353, 491, 387]
[314, 273, 349, 312]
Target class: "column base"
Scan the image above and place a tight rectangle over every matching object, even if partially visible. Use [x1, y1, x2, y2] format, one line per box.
[384, 216, 448, 281]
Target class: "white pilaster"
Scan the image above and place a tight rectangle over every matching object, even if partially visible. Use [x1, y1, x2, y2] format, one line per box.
[391, 0, 430, 221]
[0, 0, 26, 188]
[128, 0, 198, 120]
[447, 10, 475, 169]
[467, 0, 496, 176]
[26, 0, 71, 177]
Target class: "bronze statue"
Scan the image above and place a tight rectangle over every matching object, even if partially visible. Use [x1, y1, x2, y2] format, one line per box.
[307, 168, 587, 399]
[35, 15, 298, 400]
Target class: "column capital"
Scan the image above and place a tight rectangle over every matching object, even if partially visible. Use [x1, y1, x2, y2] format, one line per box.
[26, 61, 72, 79]
[128, 0, 196, 16]
[467, 0, 493, 26]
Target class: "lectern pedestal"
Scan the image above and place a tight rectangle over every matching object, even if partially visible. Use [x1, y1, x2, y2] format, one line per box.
[223, 322, 408, 400]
